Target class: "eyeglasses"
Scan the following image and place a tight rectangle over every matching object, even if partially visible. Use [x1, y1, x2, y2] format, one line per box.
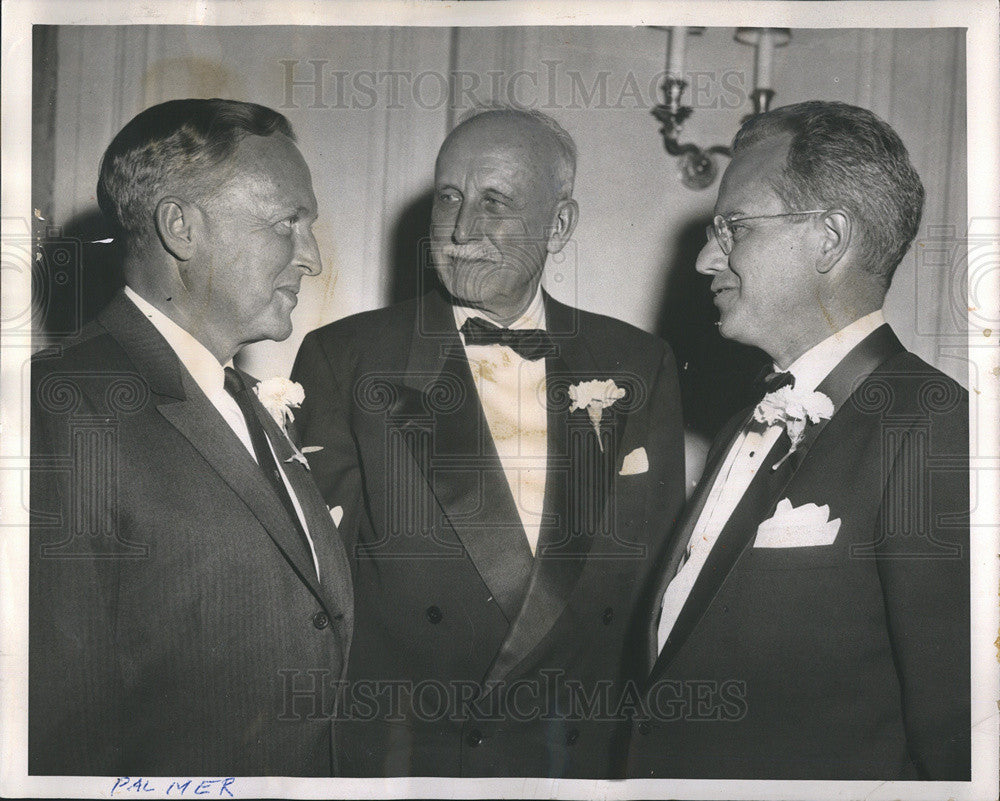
[706, 210, 829, 255]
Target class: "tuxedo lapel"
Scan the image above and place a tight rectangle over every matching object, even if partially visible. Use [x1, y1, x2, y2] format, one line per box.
[482, 295, 625, 687]
[98, 294, 329, 608]
[392, 291, 534, 622]
[545, 295, 632, 470]
[814, 324, 904, 409]
[649, 423, 796, 680]
[542, 293, 631, 556]
[644, 411, 746, 672]
[648, 324, 906, 681]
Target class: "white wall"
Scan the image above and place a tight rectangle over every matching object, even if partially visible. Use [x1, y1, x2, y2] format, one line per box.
[46, 25, 967, 384]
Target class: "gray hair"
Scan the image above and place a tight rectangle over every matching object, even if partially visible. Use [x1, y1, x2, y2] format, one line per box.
[454, 104, 577, 199]
[97, 98, 295, 240]
[733, 100, 924, 285]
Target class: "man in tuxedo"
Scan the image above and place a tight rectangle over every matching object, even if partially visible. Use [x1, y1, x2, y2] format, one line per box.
[30, 99, 353, 775]
[291, 107, 685, 777]
[627, 100, 969, 780]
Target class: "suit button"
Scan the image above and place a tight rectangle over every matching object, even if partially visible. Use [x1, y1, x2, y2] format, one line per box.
[566, 728, 580, 745]
[466, 729, 483, 747]
[426, 605, 443, 624]
[602, 606, 614, 625]
[638, 721, 651, 736]
[312, 611, 329, 630]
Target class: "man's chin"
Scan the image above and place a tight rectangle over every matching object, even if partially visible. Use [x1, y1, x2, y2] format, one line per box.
[717, 317, 769, 354]
[432, 270, 480, 308]
[442, 288, 486, 312]
[716, 314, 742, 343]
[254, 315, 295, 344]
[273, 320, 294, 342]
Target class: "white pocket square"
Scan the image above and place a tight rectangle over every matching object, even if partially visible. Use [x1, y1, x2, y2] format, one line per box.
[619, 447, 649, 476]
[754, 498, 841, 548]
[329, 505, 344, 528]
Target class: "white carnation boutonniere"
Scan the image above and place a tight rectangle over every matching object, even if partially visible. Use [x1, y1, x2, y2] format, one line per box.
[253, 377, 323, 470]
[255, 377, 305, 429]
[568, 379, 626, 453]
[754, 386, 834, 470]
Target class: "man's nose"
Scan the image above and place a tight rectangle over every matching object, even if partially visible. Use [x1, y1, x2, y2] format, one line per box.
[695, 234, 726, 276]
[296, 228, 323, 276]
[452, 201, 479, 245]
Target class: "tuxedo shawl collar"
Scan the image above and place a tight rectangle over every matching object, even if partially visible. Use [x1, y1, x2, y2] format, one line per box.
[385, 290, 631, 688]
[96, 292, 352, 624]
[647, 324, 905, 679]
[389, 288, 534, 623]
[484, 293, 631, 689]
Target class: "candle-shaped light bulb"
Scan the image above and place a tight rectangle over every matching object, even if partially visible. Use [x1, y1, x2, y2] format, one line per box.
[668, 26, 688, 78]
[756, 28, 775, 90]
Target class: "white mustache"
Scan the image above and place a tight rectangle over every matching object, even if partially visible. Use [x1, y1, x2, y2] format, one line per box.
[437, 242, 502, 264]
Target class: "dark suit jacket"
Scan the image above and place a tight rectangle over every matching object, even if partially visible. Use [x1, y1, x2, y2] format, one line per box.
[29, 291, 354, 776]
[291, 289, 685, 777]
[626, 325, 970, 780]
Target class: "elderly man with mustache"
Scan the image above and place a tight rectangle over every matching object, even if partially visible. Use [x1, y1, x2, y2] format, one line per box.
[291, 106, 685, 778]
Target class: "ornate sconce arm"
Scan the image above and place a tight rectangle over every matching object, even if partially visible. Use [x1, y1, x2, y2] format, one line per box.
[652, 75, 732, 189]
[651, 27, 791, 189]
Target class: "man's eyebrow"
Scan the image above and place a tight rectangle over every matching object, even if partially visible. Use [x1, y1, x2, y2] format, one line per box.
[269, 205, 316, 222]
[483, 187, 514, 202]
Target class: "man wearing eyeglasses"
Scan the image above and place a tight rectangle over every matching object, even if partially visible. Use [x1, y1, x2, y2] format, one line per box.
[626, 100, 969, 780]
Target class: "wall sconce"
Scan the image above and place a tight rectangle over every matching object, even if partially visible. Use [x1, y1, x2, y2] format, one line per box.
[652, 26, 792, 189]
[734, 27, 792, 117]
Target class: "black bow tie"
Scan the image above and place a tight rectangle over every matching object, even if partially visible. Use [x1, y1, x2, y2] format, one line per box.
[459, 316, 557, 361]
[754, 367, 796, 397]
[745, 367, 797, 435]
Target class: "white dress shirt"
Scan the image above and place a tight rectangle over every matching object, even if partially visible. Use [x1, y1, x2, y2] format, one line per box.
[453, 289, 549, 555]
[656, 309, 886, 651]
[123, 286, 321, 581]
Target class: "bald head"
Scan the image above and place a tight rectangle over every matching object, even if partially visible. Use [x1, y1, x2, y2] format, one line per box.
[429, 107, 580, 324]
[442, 108, 577, 201]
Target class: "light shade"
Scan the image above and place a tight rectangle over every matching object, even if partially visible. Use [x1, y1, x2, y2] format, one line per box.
[734, 27, 792, 47]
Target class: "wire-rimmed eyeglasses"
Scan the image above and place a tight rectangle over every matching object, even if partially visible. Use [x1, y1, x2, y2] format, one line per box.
[706, 210, 829, 255]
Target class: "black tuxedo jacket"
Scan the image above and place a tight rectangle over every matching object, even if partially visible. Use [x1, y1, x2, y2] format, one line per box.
[29, 292, 354, 776]
[626, 325, 970, 780]
[291, 289, 685, 777]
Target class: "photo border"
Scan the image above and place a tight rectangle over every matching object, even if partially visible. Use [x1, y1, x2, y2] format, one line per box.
[2, 2, 997, 799]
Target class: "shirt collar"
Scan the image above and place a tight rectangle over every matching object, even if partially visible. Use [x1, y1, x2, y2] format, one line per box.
[783, 309, 886, 393]
[124, 286, 233, 396]
[452, 284, 547, 337]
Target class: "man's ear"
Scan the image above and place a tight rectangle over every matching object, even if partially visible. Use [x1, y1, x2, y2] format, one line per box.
[546, 198, 579, 255]
[154, 197, 199, 262]
[816, 209, 851, 274]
